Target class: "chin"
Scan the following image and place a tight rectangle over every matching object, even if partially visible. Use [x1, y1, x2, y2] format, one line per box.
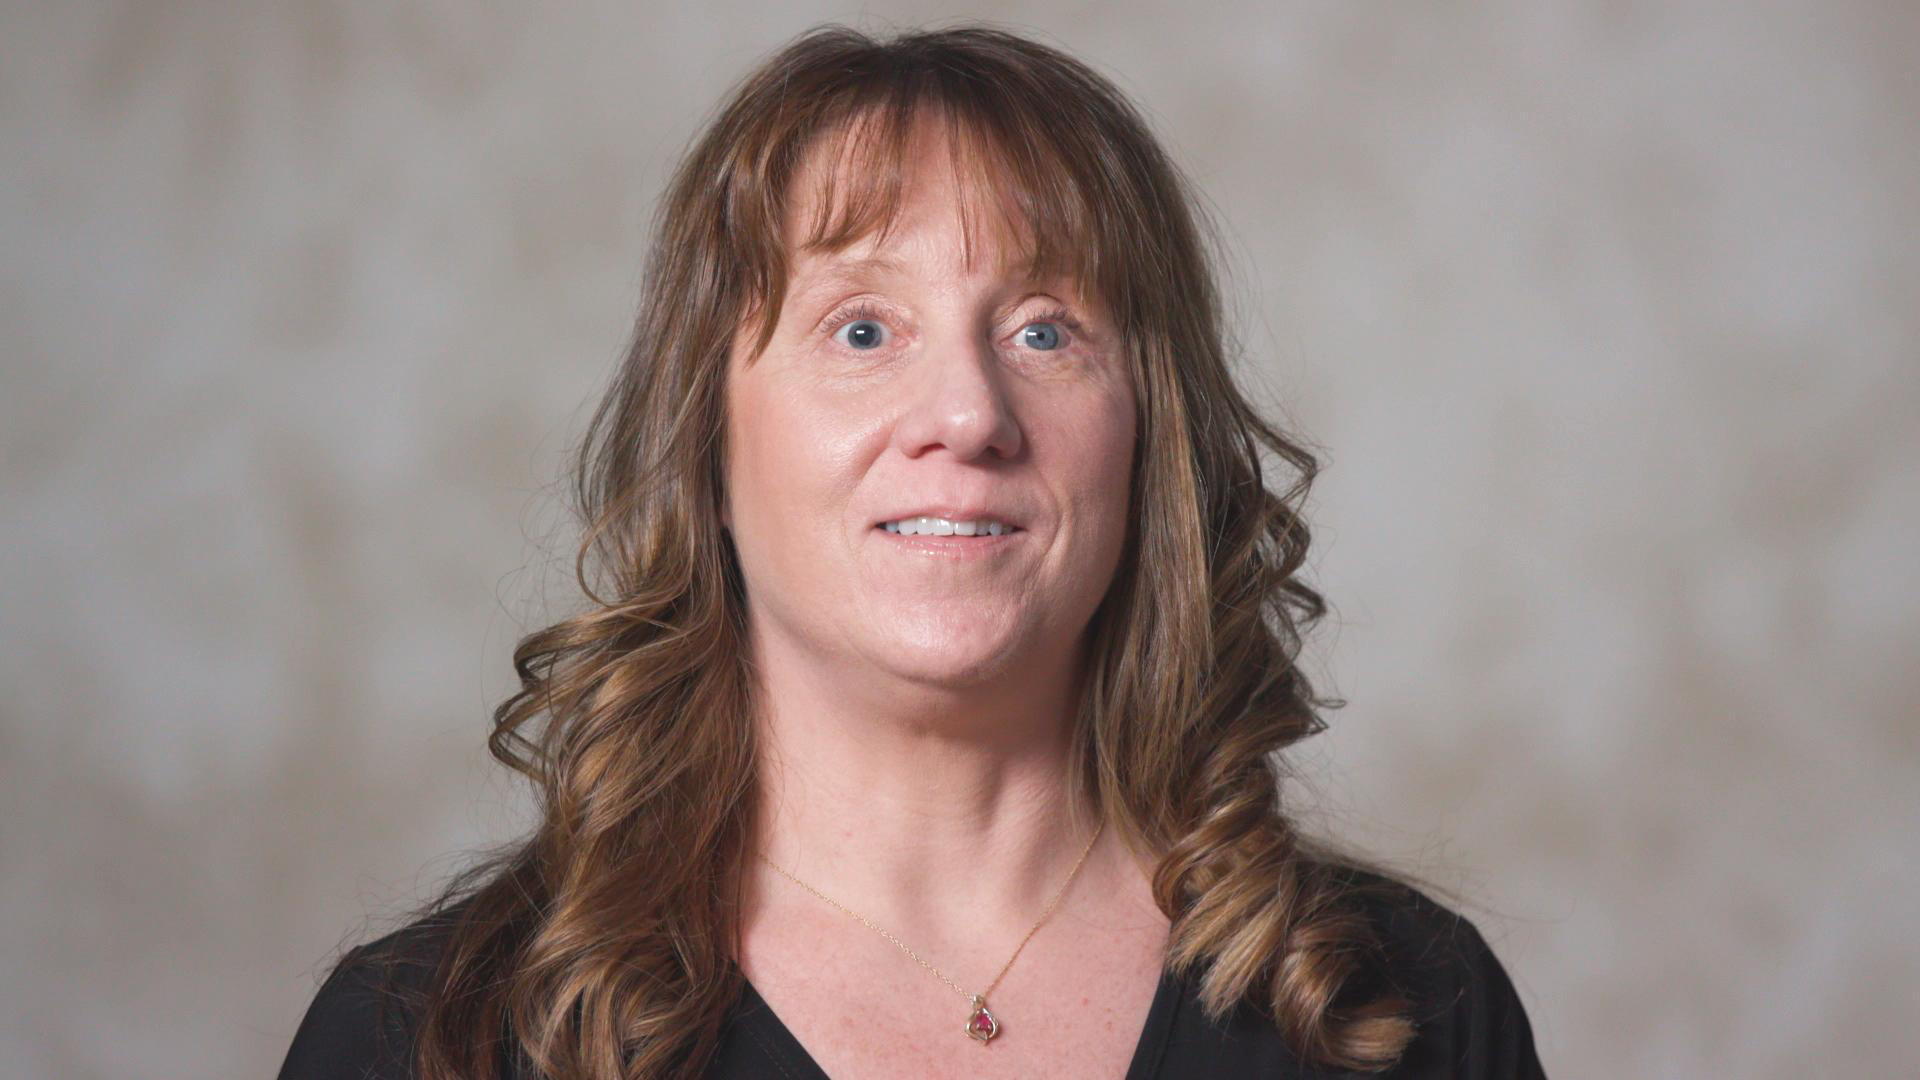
[865, 630, 1024, 690]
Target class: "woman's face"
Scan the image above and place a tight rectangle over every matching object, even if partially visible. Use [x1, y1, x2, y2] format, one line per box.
[721, 129, 1137, 693]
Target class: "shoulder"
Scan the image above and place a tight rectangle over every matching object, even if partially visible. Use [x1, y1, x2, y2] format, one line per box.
[1337, 865, 1549, 1077]
[276, 914, 459, 1080]
[1160, 863, 1548, 1076]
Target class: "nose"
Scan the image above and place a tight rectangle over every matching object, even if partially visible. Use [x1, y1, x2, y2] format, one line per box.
[889, 325, 1024, 462]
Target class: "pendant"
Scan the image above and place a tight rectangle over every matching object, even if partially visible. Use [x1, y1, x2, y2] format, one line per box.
[965, 994, 1000, 1044]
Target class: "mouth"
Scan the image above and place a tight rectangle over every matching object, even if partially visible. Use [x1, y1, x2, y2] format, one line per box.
[871, 516, 1025, 558]
[875, 515, 1022, 538]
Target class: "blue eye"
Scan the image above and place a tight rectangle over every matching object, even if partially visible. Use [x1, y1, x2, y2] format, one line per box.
[835, 317, 889, 350]
[1021, 322, 1063, 350]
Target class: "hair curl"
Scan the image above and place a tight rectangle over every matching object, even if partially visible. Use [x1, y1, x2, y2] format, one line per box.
[362, 21, 1443, 1078]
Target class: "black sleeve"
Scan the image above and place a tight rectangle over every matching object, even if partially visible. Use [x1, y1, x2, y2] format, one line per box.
[1352, 874, 1549, 1079]
[276, 945, 418, 1080]
[1436, 920, 1548, 1079]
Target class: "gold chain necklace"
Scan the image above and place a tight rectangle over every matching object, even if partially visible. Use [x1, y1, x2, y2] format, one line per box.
[754, 817, 1105, 1046]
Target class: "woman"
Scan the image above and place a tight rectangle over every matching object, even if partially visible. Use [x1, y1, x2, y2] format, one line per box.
[280, 23, 1545, 1080]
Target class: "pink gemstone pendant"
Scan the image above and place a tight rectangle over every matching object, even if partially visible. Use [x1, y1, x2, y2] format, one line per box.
[965, 994, 1000, 1044]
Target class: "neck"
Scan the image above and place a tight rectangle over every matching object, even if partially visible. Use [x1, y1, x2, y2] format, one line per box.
[742, 628, 1116, 967]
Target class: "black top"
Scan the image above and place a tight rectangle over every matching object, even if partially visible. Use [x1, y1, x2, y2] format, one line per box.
[278, 874, 1546, 1078]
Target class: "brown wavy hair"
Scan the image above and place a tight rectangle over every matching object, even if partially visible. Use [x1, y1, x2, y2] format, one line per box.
[364, 20, 1446, 1079]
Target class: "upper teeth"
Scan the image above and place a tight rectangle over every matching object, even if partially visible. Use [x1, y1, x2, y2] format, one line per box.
[882, 517, 1015, 536]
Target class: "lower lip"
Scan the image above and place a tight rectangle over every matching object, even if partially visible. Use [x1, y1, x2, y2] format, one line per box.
[872, 525, 1024, 558]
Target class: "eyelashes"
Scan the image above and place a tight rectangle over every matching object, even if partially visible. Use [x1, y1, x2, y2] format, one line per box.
[822, 301, 892, 349]
[819, 301, 1088, 353]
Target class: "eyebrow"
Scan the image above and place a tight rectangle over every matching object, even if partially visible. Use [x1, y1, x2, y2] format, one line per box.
[790, 255, 908, 297]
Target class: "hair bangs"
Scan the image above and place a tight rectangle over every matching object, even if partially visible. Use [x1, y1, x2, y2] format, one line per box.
[737, 74, 1119, 362]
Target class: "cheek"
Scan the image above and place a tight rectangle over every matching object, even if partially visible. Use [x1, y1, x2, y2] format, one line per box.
[731, 401, 786, 529]
[1084, 386, 1138, 494]
[1053, 388, 1138, 541]
[729, 382, 854, 528]
[1095, 425, 1138, 536]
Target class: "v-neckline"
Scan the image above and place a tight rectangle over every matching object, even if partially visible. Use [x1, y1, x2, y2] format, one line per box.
[728, 963, 1184, 1079]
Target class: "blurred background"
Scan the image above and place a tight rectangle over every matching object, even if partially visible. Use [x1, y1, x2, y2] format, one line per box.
[3, 3, 1915, 1077]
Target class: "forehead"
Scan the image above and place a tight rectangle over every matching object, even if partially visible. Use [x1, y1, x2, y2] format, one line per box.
[780, 108, 1084, 293]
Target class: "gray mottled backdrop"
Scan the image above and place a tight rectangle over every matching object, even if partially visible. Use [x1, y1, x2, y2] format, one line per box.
[3, 4, 1914, 1077]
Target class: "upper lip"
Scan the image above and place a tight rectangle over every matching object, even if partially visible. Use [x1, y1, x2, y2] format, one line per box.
[875, 506, 1024, 528]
